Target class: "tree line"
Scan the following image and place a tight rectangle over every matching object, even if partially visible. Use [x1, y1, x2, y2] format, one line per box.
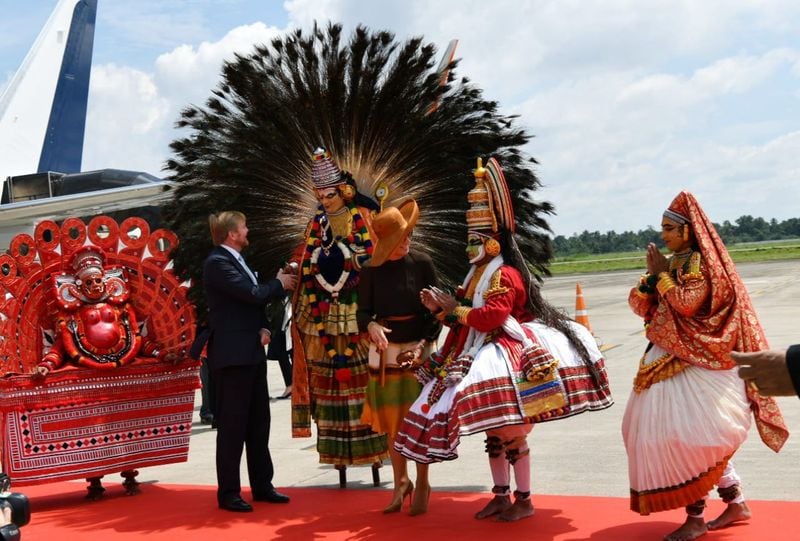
[552, 215, 800, 256]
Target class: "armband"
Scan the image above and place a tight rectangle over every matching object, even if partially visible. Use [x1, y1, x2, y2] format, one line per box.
[452, 306, 472, 325]
[656, 272, 677, 295]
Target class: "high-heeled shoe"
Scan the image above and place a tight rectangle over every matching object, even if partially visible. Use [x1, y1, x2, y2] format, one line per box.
[383, 480, 414, 513]
[409, 484, 430, 516]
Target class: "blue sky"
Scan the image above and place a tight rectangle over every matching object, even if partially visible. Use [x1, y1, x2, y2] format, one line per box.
[2, 0, 799, 237]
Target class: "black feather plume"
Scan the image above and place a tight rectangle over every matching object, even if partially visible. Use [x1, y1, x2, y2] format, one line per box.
[162, 23, 555, 319]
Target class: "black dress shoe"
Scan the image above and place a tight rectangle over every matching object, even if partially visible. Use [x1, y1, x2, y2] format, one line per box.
[219, 496, 253, 512]
[253, 488, 290, 503]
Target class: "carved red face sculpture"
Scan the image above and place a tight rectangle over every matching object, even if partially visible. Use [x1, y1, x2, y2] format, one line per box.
[80, 269, 106, 302]
[44, 245, 144, 370]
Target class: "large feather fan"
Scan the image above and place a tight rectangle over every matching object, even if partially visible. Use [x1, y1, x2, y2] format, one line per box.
[163, 23, 555, 316]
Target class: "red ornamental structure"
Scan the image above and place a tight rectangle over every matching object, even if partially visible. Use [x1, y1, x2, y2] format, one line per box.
[0, 216, 199, 495]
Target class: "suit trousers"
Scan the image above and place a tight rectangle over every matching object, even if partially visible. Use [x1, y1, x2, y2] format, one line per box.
[214, 361, 273, 503]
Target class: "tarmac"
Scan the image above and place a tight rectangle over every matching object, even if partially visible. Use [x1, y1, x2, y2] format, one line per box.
[135, 260, 800, 502]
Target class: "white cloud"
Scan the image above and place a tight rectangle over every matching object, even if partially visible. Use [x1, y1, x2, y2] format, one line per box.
[83, 64, 170, 174]
[284, 0, 342, 27]
[511, 46, 800, 236]
[691, 49, 796, 95]
[83, 21, 284, 176]
[72, 0, 800, 235]
[154, 22, 283, 104]
[283, 0, 800, 100]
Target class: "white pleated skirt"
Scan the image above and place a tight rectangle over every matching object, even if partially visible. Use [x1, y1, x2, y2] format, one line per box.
[622, 343, 750, 514]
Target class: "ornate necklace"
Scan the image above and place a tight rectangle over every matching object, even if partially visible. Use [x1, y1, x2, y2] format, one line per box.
[318, 208, 348, 252]
[669, 250, 692, 274]
[301, 202, 373, 381]
[310, 241, 352, 296]
[318, 214, 333, 253]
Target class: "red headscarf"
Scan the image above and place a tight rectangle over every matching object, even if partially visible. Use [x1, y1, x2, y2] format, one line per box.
[647, 191, 788, 452]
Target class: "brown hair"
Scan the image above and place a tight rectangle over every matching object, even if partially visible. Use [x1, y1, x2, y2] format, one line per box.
[208, 211, 245, 246]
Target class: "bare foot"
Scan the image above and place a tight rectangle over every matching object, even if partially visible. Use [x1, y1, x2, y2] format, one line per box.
[707, 502, 751, 530]
[664, 516, 707, 541]
[495, 498, 534, 522]
[474, 495, 512, 519]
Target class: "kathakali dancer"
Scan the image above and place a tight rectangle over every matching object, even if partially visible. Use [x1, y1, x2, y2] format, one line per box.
[393, 158, 614, 521]
[622, 191, 788, 541]
[291, 149, 389, 480]
[357, 198, 441, 515]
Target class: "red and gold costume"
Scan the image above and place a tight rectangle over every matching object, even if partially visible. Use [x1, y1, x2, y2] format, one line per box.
[38, 246, 165, 372]
[394, 158, 612, 521]
[0, 216, 198, 494]
[394, 159, 613, 464]
[394, 258, 612, 463]
[622, 191, 788, 516]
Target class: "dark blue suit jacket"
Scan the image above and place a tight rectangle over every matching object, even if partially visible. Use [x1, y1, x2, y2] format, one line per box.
[202, 246, 286, 371]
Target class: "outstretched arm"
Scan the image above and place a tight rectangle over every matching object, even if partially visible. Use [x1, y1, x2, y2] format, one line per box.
[204, 255, 286, 305]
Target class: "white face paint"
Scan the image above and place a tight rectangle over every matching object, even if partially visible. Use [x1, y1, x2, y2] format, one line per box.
[466, 233, 487, 264]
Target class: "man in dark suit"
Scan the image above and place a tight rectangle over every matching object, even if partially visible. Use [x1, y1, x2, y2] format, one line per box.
[203, 211, 297, 512]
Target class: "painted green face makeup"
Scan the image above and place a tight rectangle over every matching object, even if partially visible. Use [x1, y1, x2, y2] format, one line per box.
[466, 233, 485, 263]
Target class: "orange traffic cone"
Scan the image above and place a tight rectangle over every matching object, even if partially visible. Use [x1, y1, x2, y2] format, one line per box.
[575, 283, 592, 332]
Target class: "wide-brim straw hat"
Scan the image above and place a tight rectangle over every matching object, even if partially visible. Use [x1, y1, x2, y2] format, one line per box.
[369, 199, 419, 267]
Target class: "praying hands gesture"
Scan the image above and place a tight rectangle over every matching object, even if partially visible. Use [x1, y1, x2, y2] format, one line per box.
[646, 243, 669, 275]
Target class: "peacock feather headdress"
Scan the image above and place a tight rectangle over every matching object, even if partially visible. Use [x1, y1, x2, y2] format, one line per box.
[162, 23, 556, 316]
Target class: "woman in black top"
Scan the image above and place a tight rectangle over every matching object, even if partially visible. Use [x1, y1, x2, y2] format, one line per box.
[358, 200, 441, 515]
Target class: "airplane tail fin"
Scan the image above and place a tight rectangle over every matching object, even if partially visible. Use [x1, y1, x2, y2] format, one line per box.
[0, 0, 97, 179]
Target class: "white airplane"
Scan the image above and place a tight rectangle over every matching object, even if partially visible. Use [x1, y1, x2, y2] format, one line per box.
[0, 0, 173, 250]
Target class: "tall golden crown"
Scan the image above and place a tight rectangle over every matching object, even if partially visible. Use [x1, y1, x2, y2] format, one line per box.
[466, 158, 496, 233]
[465, 157, 516, 235]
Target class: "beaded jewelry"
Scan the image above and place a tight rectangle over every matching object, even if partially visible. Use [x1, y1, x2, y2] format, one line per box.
[301, 202, 373, 381]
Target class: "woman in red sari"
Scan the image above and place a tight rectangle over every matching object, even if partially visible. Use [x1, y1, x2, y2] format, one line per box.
[622, 191, 789, 541]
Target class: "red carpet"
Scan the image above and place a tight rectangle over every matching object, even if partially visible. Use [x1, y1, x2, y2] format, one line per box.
[17, 481, 799, 540]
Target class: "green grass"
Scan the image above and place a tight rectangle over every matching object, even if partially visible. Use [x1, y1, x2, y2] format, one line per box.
[550, 241, 800, 275]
